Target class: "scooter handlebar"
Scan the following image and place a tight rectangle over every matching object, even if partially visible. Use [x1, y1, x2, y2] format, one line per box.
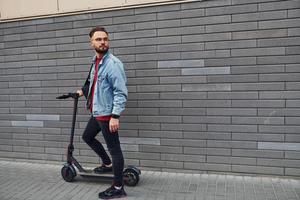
[56, 93, 80, 99]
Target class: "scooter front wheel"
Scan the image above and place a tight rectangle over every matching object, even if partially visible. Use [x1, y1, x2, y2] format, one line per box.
[61, 164, 76, 182]
[123, 168, 139, 186]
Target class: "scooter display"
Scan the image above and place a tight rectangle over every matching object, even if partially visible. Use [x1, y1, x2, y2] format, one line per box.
[56, 93, 140, 186]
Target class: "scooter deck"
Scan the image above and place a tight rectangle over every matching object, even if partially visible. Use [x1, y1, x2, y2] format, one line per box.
[78, 170, 114, 178]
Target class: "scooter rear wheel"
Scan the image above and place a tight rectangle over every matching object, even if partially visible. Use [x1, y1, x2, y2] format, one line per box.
[123, 168, 139, 186]
[61, 164, 76, 182]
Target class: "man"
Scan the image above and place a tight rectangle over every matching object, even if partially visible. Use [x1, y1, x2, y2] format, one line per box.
[77, 26, 128, 199]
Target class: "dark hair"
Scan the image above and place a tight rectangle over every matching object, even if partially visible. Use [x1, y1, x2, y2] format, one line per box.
[89, 26, 108, 38]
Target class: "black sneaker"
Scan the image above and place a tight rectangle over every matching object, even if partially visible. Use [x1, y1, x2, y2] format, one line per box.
[94, 164, 113, 173]
[98, 185, 127, 199]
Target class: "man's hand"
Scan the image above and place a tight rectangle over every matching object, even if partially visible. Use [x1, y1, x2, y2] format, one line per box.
[109, 118, 119, 133]
[76, 89, 83, 97]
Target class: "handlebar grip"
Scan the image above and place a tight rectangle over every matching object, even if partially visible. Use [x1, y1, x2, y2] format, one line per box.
[56, 93, 79, 99]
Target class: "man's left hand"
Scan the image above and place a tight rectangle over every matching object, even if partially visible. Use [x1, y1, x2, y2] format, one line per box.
[109, 118, 119, 133]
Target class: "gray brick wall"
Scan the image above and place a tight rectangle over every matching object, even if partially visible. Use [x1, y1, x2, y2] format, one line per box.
[0, 0, 300, 176]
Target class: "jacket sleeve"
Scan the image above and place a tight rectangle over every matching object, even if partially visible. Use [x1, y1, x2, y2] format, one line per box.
[109, 61, 128, 116]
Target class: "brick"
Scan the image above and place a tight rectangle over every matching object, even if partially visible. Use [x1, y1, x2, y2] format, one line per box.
[258, 108, 300, 117]
[259, 0, 300, 11]
[233, 10, 287, 23]
[205, 57, 256, 66]
[158, 60, 204, 68]
[208, 74, 258, 83]
[160, 92, 207, 100]
[185, 162, 231, 172]
[259, 18, 300, 29]
[127, 77, 159, 85]
[184, 33, 230, 44]
[182, 67, 230, 76]
[208, 124, 257, 133]
[136, 36, 181, 46]
[232, 100, 285, 108]
[134, 21, 157, 30]
[11, 121, 43, 127]
[123, 108, 159, 115]
[232, 149, 284, 158]
[161, 139, 206, 147]
[288, 27, 300, 36]
[159, 9, 196, 20]
[182, 15, 231, 26]
[232, 29, 287, 40]
[231, 65, 285, 74]
[232, 133, 284, 142]
[232, 116, 284, 125]
[260, 125, 300, 134]
[206, 22, 258, 33]
[258, 37, 300, 47]
[138, 116, 181, 123]
[207, 140, 257, 149]
[183, 100, 231, 108]
[137, 85, 181, 92]
[285, 151, 300, 159]
[259, 91, 300, 99]
[286, 46, 300, 55]
[160, 76, 207, 84]
[285, 168, 300, 176]
[120, 137, 160, 145]
[114, 29, 156, 40]
[161, 153, 205, 162]
[181, 50, 231, 60]
[161, 123, 206, 132]
[114, 46, 156, 55]
[286, 134, 300, 143]
[141, 160, 183, 169]
[259, 73, 300, 82]
[183, 83, 231, 92]
[159, 108, 206, 116]
[184, 147, 231, 156]
[207, 156, 256, 165]
[258, 158, 300, 168]
[206, 40, 257, 50]
[184, 131, 231, 140]
[135, 52, 180, 61]
[128, 93, 159, 100]
[183, 116, 230, 124]
[208, 91, 258, 99]
[206, 4, 257, 16]
[139, 130, 182, 139]
[114, 13, 156, 24]
[287, 100, 300, 107]
[136, 69, 181, 77]
[232, 47, 285, 57]
[207, 108, 257, 116]
[286, 117, 300, 126]
[122, 122, 160, 130]
[140, 145, 182, 154]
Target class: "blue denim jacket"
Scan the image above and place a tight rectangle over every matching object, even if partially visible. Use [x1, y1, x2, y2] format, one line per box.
[82, 52, 128, 117]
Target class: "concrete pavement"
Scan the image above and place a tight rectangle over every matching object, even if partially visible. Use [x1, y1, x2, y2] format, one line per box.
[0, 159, 299, 200]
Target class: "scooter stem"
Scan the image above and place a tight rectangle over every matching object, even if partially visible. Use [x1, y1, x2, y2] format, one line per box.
[70, 96, 79, 146]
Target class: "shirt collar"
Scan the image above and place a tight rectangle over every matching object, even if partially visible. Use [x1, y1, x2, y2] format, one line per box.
[92, 51, 109, 64]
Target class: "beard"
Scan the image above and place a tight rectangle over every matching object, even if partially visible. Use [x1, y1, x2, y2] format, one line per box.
[95, 46, 109, 54]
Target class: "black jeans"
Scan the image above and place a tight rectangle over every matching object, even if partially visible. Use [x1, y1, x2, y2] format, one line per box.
[82, 116, 124, 186]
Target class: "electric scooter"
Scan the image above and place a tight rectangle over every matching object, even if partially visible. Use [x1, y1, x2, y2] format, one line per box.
[56, 93, 141, 186]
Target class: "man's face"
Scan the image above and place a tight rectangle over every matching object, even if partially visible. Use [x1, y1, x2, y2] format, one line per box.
[90, 31, 109, 54]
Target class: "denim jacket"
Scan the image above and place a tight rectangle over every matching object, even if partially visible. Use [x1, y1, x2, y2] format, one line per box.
[82, 52, 128, 117]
